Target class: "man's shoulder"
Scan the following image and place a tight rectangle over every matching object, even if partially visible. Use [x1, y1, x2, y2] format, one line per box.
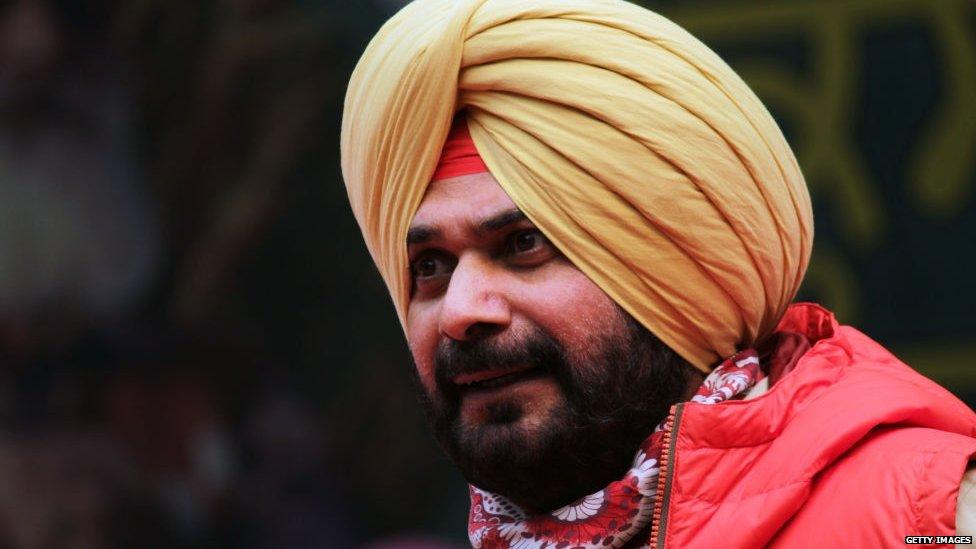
[780, 316, 976, 436]
[752, 316, 976, 543]
[825, 424, 976, 482]
[769, 425, 976, 546]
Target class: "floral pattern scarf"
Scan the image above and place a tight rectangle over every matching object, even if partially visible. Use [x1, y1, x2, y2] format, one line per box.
[468, 349, 764, 549]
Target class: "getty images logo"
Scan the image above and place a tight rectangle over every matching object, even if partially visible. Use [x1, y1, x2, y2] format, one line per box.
[905, 536, 973, 544]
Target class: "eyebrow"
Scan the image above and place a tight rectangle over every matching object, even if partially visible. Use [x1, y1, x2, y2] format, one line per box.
[406, 208, 529, 246]
[478, 208, 528, 233]
[406, 225, 441, 246]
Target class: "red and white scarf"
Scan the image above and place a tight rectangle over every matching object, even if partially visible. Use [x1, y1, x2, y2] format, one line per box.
[468, 350, 764, 548]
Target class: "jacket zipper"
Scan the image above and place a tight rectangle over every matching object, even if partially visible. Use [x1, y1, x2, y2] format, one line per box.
[649, 402, 684, 548]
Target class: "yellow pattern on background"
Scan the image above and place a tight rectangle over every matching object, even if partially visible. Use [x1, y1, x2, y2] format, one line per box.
[659, 0, 976, 380]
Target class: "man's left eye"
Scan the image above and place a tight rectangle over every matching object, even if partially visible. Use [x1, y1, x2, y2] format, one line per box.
[508, 229, 552, 256]
[513, 231, 541, 252]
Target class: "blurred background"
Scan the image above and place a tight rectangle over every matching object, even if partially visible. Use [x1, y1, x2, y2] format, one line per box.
[0, 0, 972, 547]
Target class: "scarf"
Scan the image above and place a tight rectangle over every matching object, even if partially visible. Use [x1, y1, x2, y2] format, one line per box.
[468, 349, 764, 548]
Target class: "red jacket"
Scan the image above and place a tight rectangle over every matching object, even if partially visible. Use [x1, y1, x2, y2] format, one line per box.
[650, 303, 976, 547]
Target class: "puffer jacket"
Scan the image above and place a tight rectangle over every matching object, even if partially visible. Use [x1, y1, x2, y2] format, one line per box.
[649, 303, 976, 548]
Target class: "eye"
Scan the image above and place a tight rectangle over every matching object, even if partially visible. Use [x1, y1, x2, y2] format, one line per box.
[509, 229, 545, 254]
[502, 229, 557, 269]
[410, 251, 454, 281]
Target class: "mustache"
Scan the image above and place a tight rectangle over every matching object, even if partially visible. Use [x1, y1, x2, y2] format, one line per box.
[433, 328, 566, 394]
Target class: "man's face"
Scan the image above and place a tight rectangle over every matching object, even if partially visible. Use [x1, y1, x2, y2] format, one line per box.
[405, 172, 699, 512]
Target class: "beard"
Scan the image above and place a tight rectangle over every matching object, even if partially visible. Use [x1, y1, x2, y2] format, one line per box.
[414, 307, 701, 514]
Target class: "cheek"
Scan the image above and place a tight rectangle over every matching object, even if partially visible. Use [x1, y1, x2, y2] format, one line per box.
[519, 265, 623, 349]
[406, 302, 440, 394]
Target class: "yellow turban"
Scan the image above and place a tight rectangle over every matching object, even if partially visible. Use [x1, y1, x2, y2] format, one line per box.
[340, 0, 813, 371]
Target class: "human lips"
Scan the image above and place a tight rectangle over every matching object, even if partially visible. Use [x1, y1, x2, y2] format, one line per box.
[452, 364, 535, 390]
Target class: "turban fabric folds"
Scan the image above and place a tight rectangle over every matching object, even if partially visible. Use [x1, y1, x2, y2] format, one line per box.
[340, 0, 813, 371]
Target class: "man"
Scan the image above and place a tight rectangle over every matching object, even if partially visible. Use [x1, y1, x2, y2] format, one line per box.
[340, 0, 976, 546]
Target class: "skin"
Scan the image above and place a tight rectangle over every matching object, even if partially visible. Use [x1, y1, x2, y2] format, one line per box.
[404, 171, 703, 512]
[406, 172, 626, 441]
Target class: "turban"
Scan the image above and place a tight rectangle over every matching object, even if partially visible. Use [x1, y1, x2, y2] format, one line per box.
[340, 0, 813, 371]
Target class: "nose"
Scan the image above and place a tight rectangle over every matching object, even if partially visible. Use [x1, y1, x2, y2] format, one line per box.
[438, 253, 512, 341]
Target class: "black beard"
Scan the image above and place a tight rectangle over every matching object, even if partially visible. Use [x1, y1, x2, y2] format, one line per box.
[414, 309, 701, 514]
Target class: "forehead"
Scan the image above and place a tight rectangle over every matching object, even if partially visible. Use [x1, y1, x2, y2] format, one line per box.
[410, 172, 518, 227]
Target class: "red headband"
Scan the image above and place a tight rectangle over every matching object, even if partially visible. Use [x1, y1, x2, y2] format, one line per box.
[431, 116, 489, 181]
